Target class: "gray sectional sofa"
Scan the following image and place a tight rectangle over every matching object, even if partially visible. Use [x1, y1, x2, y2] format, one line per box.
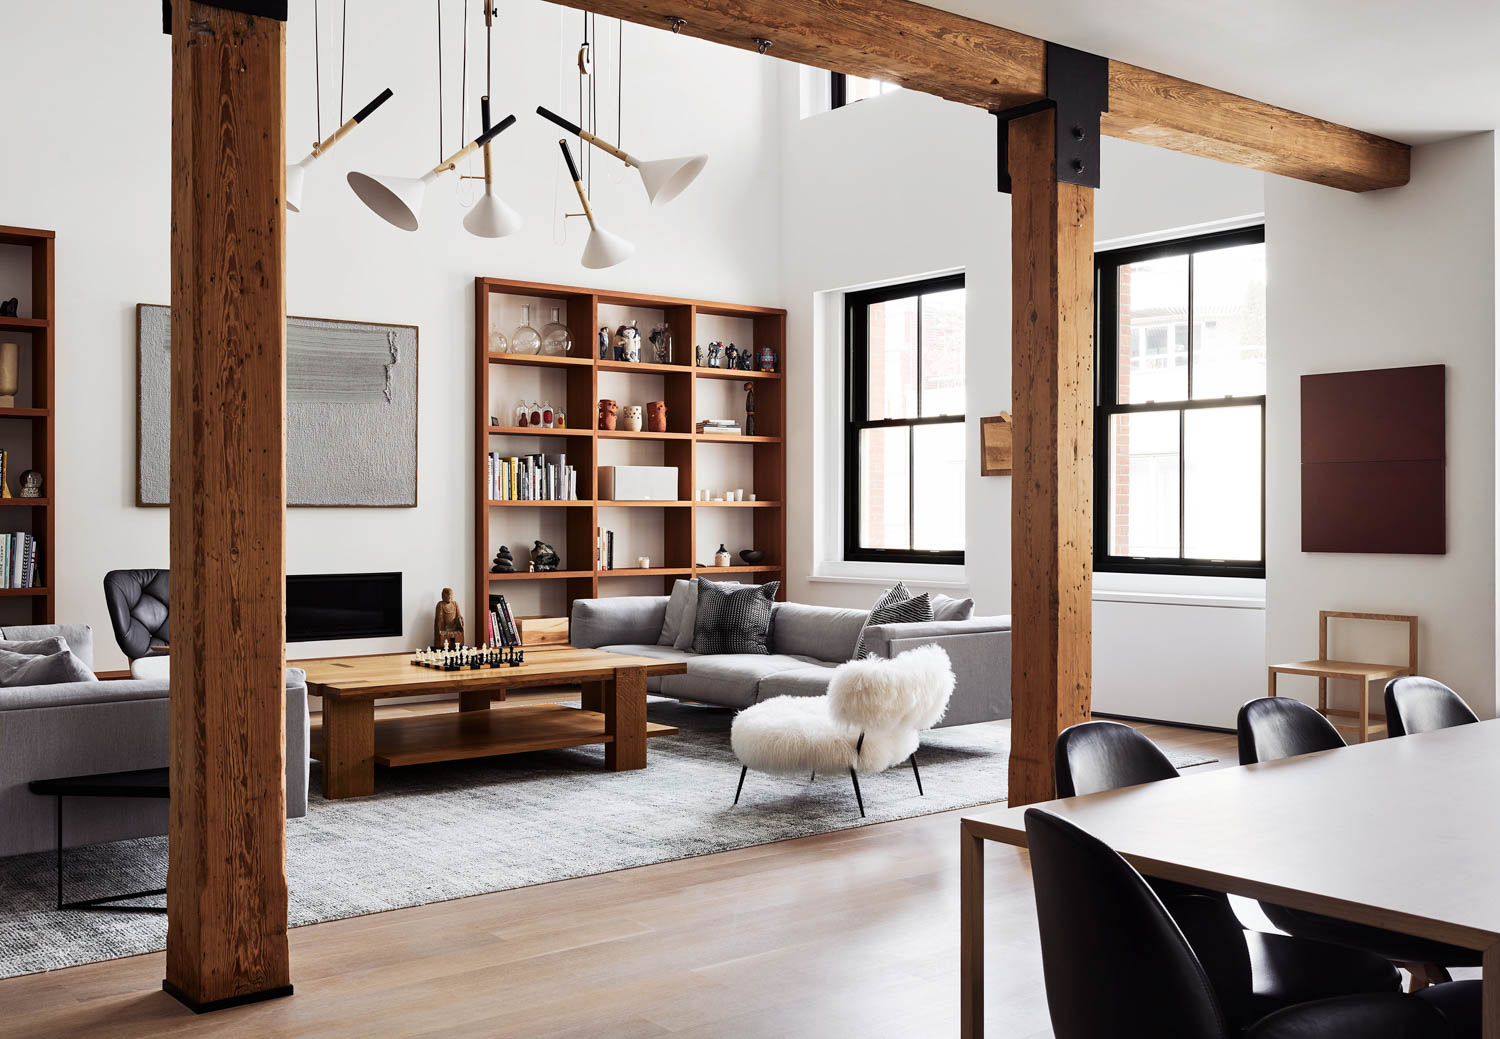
[0, 624, 310, 858]
[571, 596, 1012, 727]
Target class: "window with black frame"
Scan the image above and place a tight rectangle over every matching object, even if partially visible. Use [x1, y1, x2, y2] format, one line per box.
[845, 274, 965, 564]
[1095, 226, 1266, 577]
[831, 72, 900, 108]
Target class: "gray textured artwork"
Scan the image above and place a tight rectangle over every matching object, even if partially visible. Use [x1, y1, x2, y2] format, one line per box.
[136, 304, 418, 506]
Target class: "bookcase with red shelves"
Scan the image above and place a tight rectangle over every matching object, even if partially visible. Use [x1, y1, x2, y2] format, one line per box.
[474, 277, 786, 628]
[0, 225, 55, 624]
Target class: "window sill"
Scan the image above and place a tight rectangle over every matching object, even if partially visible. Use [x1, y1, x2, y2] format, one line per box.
[1092, 590, 1265, 610]
[810, 560, 969, 589]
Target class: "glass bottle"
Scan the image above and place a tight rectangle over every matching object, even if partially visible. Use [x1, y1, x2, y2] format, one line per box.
[540, 307, 572, 356]
[511, 304, 542, 355]
[489, 325, 509, 353]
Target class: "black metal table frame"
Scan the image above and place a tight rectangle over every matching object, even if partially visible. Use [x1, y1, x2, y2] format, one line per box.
[29, 770, 169, 913]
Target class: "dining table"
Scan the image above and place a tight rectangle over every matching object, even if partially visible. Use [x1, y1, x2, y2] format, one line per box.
[960, 719, 1500, 1037]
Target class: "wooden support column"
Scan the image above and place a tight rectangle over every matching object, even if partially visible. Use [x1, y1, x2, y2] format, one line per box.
[1007, 108, 1095, 808]
[165, 0, 291, 1012]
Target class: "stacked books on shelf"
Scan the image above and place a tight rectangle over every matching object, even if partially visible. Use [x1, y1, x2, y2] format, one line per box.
[596, 527, 615, 571]
[488, 452, 579, 501]
[696, 418, 742, 436]
[485, 594, 522, 648]
[0, 532, 39, 588]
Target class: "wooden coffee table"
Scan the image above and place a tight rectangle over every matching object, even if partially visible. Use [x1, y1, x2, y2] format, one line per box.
[302, 647, 687, 798]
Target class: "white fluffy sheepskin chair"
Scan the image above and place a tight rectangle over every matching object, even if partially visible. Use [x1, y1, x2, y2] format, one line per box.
[729, 644, 955, 816]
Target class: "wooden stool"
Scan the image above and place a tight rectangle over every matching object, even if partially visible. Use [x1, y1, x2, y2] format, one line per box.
[1266, 611, 1417, 744]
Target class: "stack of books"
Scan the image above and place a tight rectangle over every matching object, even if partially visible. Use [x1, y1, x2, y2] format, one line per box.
[696, 419, 742, 436]
[0, 532, 39, 588]
[485, 594, 521, 647]
[488, 452, 579, 501]
[596, 528, 616, 570]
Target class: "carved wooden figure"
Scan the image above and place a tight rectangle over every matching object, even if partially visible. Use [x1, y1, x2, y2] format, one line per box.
[434, 587, 465, 647]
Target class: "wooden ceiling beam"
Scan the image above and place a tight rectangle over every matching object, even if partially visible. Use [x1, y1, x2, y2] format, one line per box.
[554, 0, 1409, 192]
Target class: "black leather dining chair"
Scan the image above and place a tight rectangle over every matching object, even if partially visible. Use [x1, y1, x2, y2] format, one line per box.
[102, 568, 170, 662]
[1023, 807, 1465, 1038]
[1236, 697, 1483, 985]
[1384, 678, 1480, 738]
[1053, 721, 1400, 1021]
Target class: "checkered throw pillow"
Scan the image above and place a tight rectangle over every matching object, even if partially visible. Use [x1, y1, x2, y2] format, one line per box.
[691, 578, 780, 655]
[854, 582, 934, 658]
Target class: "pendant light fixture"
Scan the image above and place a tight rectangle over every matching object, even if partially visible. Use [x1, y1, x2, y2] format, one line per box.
[559, 139, 634, 268]
[349, 115, 517, 231]
[462, 3, 523, 238]
[288, 88, 395, 212]
[537, 105, 706, 207]
[289, 0, 393, 213]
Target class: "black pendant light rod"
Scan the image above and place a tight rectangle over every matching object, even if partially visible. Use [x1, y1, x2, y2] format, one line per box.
[313, 88, 394, 157]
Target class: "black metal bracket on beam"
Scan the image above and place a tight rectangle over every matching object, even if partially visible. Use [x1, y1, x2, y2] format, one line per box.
[163, 0, 289, 34]
[993, 42, 1108, 193]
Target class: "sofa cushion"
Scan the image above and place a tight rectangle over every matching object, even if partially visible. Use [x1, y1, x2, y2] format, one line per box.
[597, 643, 695, 693]
[571, 596, 669, 650]
[0, 635, 69, 657]
[0, 645, 96, 687]
[2, 624, 94, 671]
[657, 653, 813, 709]
[657, 579, 699, 650]
[931, 594, 976, 622]
[756, 663, 838, 701]
[692, 579, 779, 655]
[769, 602, 869, 663]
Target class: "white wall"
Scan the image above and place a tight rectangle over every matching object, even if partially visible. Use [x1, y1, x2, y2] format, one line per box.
[0, 2, 781, 670]
[1264, 133, 1498, 719]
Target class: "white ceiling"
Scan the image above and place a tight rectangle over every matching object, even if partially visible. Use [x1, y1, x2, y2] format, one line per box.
[926, 0, 1500, 145]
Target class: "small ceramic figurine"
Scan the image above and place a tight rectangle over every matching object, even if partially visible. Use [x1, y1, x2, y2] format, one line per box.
[598, 326, 612, 359]
[620, 405, 644, 432]
[646, 400, 668, 433]
[743, 382, 756, 436]
[714, 544, 731, 567]
[758, 346, 777, 373]
[18, 471, 40, 498]
[490, 545, 515, 573]
[434, 588, 465, 648]
[598, 398, 619, 430]
[739, 347, 754, 371]
[696, 343, 705, 367]
[614, 321, 642, 362]
[707, 342, 722, 368]
[531, 540, 561, 572]
[0, 299, 16, 318]
[725, 344, 739, 370]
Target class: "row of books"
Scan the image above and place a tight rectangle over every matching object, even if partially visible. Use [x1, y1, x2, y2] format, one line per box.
[696, 419, 742, 435]
[488, 452, 579, 501]
[597, 529, 616, 570]
[0, 532, 39, 589]
[485, 594, 521, 648]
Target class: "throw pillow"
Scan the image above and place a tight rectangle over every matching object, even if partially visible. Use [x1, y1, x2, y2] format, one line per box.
[691, 579, 779, 655]
[855, 584, 935, 659]
[930, 594, 976, 622]
[0, 635, 69, 657]
[658, 579, 700, 649]
[0, 646, 95, 687]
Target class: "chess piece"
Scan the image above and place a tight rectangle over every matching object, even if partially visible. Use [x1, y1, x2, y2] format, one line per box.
[646, 400, 668, 433]
[490, 545, 515, 573]
[598, 398, 618, 430]
[434, 588, 464, 648]
[743, 382, 756, 436]
[18, 470, 40, 498]
[531, 540, 561, 572]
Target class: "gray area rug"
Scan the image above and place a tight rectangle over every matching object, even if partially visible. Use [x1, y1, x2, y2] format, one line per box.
[0, 703, 1214, 979]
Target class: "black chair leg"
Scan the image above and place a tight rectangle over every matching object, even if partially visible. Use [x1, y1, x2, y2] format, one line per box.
[849, 768, 865, 817]
[809, 771, 815, 783]
[733, 765, 747, 806]
[910, 752, 924, 796]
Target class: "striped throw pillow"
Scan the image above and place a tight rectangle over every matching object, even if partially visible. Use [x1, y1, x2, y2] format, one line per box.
[854, 583, 934, 659]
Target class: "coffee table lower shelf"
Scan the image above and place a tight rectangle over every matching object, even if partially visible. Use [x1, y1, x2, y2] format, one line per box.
[311, 704, 679, 769]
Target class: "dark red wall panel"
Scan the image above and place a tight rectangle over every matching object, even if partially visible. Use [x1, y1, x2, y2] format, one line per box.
[1300, 365, 1445, 555]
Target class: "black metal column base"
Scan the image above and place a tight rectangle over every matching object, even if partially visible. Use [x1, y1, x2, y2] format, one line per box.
[162, 980, 294, 1014]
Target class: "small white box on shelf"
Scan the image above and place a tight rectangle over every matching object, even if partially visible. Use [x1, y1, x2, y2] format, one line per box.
[599, 465, 679, 501]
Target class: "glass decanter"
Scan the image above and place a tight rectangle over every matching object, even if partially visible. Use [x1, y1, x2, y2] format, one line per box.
[489, 325, 509, 353]
[511, 304, 542, 356]
[540, 307, 572, 356]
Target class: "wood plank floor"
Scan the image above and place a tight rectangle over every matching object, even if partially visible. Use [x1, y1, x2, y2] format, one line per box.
[0, 720, 1236, 1038]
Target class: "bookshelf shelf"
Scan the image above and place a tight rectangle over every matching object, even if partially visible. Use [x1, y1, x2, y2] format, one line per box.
[476, 277, 785, 621]
[0, 225, 53, 622]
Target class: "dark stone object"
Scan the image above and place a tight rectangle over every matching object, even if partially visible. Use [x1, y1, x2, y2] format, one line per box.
[490, 545, 515, 573]
[0, 298, 16, 318]
[739, 549, 764, 564]
[531, 539, 561, 572]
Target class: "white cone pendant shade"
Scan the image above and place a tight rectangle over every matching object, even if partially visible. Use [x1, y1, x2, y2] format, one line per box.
[286, 88, 393, 213]
[581, 225, 635, 269]
[559, 139, 633, 270]
[350, 113, 517, 232]
[635, 153, 708, 206]
[463, 188, 526, 238]
[537, 106, 707, 206]
[347, 171, 433, 232]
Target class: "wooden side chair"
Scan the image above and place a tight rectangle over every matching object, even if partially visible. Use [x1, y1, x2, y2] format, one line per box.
[1266, 611, 1416, 743]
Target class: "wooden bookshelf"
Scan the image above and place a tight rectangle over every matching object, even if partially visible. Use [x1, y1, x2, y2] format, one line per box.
[474, 277, 786, 626]
[0, 225, 54, 624]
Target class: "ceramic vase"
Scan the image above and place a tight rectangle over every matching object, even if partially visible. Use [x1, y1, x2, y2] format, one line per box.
[598, 399, 619, 430]
[620, 405, 644, 432]
[646, 401, 667, 432]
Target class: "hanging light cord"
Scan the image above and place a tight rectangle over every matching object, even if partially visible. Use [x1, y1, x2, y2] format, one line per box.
[616, 18, 623, 155]
[313, 0, 323, 139]
[339, 0, 348, 122]
[437, 0, 444, 164]
[460, 0, 470, 148]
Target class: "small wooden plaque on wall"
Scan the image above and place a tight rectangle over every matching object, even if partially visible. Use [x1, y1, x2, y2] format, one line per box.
[980, 413, 1013, 476]
[1300, 364, 1445, 554]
